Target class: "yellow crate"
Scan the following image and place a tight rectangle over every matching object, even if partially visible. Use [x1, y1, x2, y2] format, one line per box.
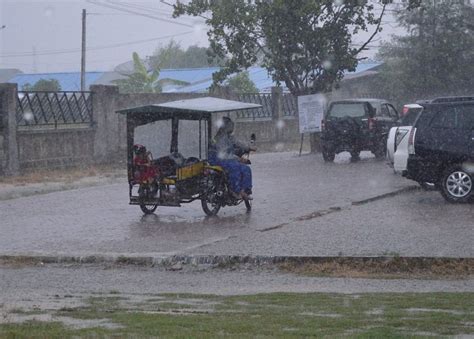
[177, 161, 205, 181]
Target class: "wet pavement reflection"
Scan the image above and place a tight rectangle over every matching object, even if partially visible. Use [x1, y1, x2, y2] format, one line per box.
[1, 152, 471, 257]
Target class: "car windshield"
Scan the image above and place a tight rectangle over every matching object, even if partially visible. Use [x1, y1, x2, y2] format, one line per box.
[328, 103, 367, 118]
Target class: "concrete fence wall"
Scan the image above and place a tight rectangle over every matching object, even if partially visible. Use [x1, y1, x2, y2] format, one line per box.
[0, 83, 301, 175]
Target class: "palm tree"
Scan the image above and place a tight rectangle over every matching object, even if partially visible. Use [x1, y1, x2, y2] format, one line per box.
[113, 52, 187, 93]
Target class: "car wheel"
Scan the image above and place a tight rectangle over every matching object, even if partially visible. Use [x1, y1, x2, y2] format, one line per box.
[350, 151, 360, 162]
[322, 148, 335, 162]
[440, 166, 473, 203]
[373, 143, 386, 160]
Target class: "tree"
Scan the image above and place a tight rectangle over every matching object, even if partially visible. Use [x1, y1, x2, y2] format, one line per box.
[113, 52, 187, 93]
[22, 79, 61, 91]
[149, 40, 225, 69]
[173, 0, 388, 96]
[226, 71, 258, 93]
[376, 0, 474, 102]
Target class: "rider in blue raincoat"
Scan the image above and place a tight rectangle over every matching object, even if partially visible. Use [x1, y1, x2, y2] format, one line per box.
[209, 117, 256, 200]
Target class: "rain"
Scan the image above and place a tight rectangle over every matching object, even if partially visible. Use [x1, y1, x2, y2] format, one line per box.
[0, 0, 473, 336]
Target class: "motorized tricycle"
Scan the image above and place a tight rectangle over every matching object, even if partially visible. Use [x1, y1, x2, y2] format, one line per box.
[116, 97, 260, 216]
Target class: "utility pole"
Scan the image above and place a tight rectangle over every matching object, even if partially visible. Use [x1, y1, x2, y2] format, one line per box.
[81, 9, 86, 91]
[32, 46, 38, 73]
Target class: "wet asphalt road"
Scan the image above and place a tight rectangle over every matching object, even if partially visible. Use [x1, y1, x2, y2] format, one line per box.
[0, 151, 472, 258]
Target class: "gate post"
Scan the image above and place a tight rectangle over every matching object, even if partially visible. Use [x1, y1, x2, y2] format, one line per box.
[90, 85, 119, 163]
[0, 84, 19, 176]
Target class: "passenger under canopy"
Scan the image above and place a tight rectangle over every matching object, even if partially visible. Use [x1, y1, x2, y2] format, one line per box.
[117, 96, 262, 181]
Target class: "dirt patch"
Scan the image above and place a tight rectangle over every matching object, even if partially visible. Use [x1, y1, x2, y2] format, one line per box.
[279, 257, 474, 279]
[0, 256, 46, 268]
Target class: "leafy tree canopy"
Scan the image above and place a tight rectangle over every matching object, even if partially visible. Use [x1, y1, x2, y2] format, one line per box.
[113, 52, 187, 93]
[149, 40, 225, 69]
[22, 79, 61, 91]
[376, 0, 474, 101]
[226, 71, 258, 93]
[174, 0, 388, 95]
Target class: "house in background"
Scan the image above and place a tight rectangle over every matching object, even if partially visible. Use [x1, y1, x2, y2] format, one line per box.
[0, 68, 23, 83]
[7, 71, 106, 91]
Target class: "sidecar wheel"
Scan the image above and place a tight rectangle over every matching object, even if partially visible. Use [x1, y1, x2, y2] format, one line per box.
[201, 198, 221, 216]
[140, 203, 158, 215]
[244, 199, 251, 212]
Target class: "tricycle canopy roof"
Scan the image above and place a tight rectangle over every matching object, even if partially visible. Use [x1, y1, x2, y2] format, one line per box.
[116, 96, 262, 124]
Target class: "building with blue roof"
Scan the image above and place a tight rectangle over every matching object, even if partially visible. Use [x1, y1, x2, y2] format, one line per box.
[8, 72, 105, 91]
[171, 63, 382, 93]
[2, 62, 382, 93]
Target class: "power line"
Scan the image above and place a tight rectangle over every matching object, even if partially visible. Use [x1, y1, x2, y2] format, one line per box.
[0, 31, 194, 58]
[86, 0, 195, 28]
[160, 0, 210, 20]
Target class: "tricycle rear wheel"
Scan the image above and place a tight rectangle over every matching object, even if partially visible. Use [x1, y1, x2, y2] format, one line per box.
[140, 203, 158, 214]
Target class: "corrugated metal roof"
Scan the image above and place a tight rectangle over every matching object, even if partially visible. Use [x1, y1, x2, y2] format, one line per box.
[8, 72, 105, 91]
[117, 97, 262, 115]
[171, 63, 382, 93]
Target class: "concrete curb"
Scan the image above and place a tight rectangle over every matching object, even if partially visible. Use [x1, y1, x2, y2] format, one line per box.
[1, 254, 472, 270]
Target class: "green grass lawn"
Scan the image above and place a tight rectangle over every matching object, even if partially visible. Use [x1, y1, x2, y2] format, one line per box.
[1, 292, 473, 338]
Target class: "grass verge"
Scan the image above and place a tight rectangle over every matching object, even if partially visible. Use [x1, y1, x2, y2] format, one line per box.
[279, 257, 474, 280]
[1, 292, 473, 337]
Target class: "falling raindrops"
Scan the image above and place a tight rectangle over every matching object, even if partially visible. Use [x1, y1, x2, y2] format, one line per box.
[322, 60, 333, 70]
[23, 112, 34, 122]
[275, 142, 285, 151]
[44, 6, 54, 18]
[276, 119, 285, 130]
[216, 118, 224, 128]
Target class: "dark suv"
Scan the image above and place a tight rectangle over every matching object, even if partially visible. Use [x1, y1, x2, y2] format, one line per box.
[321, 99, 399, 162]
[405, 101, 474, 203]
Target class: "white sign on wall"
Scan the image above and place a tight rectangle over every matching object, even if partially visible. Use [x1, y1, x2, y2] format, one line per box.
[297, 93, 327, 134]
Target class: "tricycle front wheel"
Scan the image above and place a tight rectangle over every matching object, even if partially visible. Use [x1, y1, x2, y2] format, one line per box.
[201, 198, 221, 216]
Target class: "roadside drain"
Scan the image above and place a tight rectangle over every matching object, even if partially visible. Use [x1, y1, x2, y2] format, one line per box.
[351, 185, 418, 205]
[258, 206, 344, 232]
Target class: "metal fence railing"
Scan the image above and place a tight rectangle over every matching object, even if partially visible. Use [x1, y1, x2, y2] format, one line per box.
[16, 91, 93, 128]
[236, 93, 273, 120]
[282, 93, 298, 117]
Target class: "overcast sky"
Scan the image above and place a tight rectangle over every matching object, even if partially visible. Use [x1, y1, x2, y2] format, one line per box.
[0, 0, 403, 74]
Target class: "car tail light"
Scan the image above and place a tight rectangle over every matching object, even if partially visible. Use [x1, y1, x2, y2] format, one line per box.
[368, 117, 376, 130]
[408, 127, 416, 154]
[402, 106, 409, 116]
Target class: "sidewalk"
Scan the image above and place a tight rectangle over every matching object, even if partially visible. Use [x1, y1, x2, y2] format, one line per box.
[0, 166, 126, 201]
